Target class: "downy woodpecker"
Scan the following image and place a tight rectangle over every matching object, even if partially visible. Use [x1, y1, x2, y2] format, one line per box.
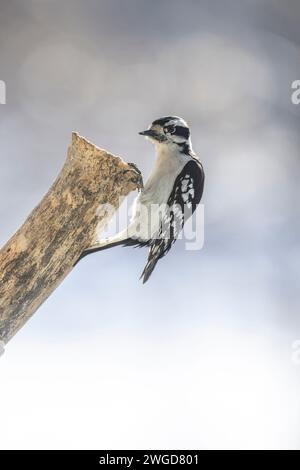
[76, 116, 205, 283]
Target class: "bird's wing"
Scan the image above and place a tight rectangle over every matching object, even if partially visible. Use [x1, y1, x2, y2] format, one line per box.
[141, 159, 204, 283]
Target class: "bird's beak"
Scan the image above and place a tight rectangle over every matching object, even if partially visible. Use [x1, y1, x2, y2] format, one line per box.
[139, 129, 157, 138]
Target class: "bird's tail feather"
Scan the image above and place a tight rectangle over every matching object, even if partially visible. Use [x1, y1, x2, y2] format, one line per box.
[140, 256, 160, 284]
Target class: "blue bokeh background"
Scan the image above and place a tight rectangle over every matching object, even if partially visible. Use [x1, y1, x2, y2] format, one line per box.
[1, 0, 300, 449]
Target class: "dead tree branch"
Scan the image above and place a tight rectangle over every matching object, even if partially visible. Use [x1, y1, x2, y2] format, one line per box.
[0, 133, 142, 344]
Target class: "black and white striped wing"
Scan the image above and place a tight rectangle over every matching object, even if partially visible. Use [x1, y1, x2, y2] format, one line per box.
[141, 160, 204, 283]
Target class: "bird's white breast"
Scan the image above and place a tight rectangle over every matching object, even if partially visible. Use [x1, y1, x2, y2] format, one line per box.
[140, 145, 188, 204]
[129, 144, 190, 240]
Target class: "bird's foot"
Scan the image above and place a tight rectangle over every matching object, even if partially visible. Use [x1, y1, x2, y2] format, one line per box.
[126, 162, 144, 190]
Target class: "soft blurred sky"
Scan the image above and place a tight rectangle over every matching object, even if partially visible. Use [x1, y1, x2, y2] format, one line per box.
[1, 0, 300, 450]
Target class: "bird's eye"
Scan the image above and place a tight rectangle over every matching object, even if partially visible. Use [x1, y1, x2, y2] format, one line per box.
[165, 125, 176, 135]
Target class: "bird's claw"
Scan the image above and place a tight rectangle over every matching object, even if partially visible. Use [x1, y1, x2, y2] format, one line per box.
[126, 162, 144, 190]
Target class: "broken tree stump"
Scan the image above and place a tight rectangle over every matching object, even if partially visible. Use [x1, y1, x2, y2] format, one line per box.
[0, 133, 142, 344]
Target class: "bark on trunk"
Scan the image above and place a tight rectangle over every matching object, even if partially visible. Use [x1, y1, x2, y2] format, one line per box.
[0, 133, 142, 344]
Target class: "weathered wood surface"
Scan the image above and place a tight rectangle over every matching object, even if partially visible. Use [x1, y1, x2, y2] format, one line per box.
[0, 133, 142, 344]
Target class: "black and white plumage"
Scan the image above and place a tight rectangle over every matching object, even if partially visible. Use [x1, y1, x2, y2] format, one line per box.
[76, 116, 205, 283]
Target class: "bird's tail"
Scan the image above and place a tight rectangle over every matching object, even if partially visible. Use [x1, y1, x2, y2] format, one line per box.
[140, 253, 160, 284]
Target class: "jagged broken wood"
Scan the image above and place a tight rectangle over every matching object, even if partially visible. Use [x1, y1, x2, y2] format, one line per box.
[0, 133, 142, 345]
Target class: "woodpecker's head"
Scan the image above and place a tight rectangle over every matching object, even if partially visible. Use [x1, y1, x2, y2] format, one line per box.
[139, 116, 192, 153]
